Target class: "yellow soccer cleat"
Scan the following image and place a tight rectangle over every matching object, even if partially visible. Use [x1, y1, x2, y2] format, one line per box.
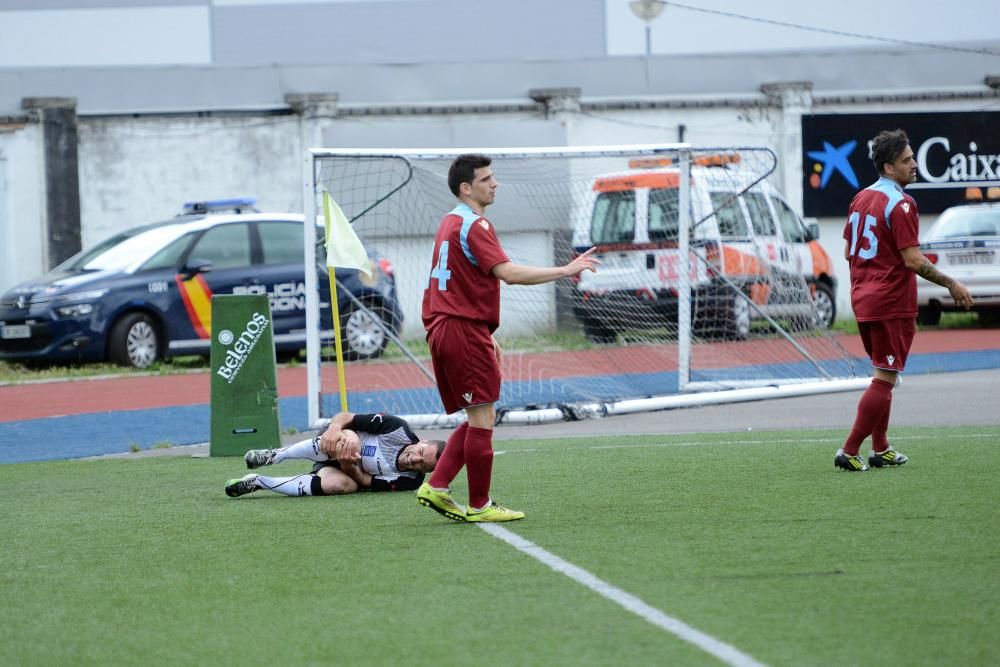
[465, 501, 525, 523]
[416, 483, 467, 522]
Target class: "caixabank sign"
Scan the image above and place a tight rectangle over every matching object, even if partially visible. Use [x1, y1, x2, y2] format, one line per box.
[802, 112, 1000, 217]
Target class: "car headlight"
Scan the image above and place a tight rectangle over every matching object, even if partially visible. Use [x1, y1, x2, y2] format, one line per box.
[52, 289, 107, 318]
[57, 303, 95, 318]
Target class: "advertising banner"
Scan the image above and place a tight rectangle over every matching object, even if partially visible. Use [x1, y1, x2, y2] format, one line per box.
[209, 294, 281, 457]
[802, 112, 1000, 217]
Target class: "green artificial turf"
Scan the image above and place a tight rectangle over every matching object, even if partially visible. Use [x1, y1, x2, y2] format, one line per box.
[2, 426, 997, 666]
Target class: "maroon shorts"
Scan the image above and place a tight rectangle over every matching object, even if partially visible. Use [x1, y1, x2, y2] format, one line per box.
[427, 318, 500, 414]
[858, 317, 916, 372]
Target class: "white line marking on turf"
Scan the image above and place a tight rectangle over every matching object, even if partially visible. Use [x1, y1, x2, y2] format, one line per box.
[478, 524, 768, 667]
[494, 430, 998, 456]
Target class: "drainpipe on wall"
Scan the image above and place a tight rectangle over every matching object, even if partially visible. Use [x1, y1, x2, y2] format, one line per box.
[761, 81, 814, 217]
[22, 97, 81, 269]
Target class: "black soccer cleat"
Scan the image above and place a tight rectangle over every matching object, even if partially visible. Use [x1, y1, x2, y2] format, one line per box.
[225, 474, 260, 497]
[245, 449, 277, 469]
[834, 448, 869, 472]
[868, 446, 909, 468]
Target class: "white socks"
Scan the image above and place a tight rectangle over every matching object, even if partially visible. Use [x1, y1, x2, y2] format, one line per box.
[272, 438, 328, 465]
[254, 474, 317, 497]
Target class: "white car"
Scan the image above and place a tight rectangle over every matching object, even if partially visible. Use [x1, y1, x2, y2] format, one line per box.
[917, 202, 1000, 325]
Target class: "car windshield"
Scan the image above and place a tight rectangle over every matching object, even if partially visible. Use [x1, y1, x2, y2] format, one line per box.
[57, 222, 190, 272]
[648, 188, 679, 241]
[924, 206, 1000, 241]
[591, 191, 635, 244]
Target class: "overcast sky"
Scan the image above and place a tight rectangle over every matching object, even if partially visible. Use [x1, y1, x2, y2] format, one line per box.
[605, 0, 1000, 55]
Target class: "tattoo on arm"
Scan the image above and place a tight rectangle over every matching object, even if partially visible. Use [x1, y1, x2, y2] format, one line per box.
[914, 259, 955, 288]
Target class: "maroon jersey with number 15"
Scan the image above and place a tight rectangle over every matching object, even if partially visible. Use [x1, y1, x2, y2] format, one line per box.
[842, 177, 921, 322]
[422, 203, 510, 333]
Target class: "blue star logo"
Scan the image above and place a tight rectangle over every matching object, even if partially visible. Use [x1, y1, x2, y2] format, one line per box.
[807, 140, 859, 189]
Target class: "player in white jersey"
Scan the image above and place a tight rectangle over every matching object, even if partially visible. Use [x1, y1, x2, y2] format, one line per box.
[224, 412, 444, 498]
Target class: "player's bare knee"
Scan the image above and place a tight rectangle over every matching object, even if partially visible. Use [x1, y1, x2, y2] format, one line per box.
[466, 404, 495, 429]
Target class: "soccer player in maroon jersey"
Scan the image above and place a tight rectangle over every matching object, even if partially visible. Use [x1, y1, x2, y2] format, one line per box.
[835, 129, 973, 471]
[416, 154, 599, 521]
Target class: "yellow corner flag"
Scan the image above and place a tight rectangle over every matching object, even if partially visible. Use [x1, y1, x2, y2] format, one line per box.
[321, 191, 371, 413]
[322, 191, 371, 278]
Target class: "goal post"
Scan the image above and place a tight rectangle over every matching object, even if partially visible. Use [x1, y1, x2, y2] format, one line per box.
[303, 144, 863, 429]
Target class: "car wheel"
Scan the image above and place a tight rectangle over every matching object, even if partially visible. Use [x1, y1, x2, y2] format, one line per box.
[693, 287, 749, 340]
[340, 297, 392, 360]
[275, 349, 301, 364]
[108, 312, 161, 369]
[582, 319, 616, 344]
[917, 305, 942, 326]
[812, 282, 836, 329]
[980, 308, 1000, 326]
[724, 291, 751, 340]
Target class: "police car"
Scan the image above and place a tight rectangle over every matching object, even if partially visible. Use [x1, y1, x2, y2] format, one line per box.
[0, 199, 403, 368]
[917, 199, 1000, 325]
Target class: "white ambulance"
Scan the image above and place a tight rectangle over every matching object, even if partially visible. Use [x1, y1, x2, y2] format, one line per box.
[572, 155, 836, 342]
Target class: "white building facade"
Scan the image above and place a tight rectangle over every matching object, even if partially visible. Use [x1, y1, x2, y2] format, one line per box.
[2, 0, 999, 323]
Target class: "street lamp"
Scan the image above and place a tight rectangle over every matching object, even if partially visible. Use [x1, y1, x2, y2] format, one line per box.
[630, 0, 666, 56]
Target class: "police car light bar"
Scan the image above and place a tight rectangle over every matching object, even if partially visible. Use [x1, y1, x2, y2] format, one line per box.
[182, 197, 258, 214]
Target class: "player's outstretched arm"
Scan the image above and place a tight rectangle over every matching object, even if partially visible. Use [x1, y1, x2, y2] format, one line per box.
[492, 247, 600, 285]
[900, 246, 974, 309]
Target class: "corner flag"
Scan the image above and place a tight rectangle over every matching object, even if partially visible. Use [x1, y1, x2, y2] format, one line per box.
[320, 191, 370, 413]
[322, 191, 371, 278]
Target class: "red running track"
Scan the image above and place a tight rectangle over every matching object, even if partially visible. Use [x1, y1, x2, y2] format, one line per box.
[1, 329, 995, 423]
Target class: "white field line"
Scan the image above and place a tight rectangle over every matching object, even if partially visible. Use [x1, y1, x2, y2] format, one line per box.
[492, 431, 997, 457]
[485, 429, 999, 659]
[479, 523, 768, 667]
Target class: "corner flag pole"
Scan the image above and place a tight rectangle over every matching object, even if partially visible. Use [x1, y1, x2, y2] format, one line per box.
[322, 193, 351, 413]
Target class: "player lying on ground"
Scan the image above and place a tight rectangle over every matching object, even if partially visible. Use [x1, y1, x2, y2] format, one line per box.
[225, 411, 445, 497]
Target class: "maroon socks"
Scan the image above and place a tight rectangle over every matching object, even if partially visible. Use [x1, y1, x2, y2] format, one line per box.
[843, 378, 894, 456]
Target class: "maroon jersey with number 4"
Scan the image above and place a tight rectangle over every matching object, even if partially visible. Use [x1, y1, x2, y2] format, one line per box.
[842, 177, 921, 322]
[422, 203, 510, 333]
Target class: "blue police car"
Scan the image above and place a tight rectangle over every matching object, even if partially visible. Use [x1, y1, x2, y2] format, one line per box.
[0, 199, 402, 368]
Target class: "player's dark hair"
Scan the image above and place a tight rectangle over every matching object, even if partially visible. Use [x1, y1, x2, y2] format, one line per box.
[871, 129, 910, 176]
[448, 154, 491, 196]
[429, 440, 446, 462]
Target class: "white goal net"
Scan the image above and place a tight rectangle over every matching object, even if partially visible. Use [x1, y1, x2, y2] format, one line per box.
[303, 145, 862, 428]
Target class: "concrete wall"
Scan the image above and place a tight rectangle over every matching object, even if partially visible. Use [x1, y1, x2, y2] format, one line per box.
[0, 0, 605, 70]
[76, 115, 306, 246]
[0, 123, 46, 291]
[383, 231, 555, 339]
[1, 91, 992, 325]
